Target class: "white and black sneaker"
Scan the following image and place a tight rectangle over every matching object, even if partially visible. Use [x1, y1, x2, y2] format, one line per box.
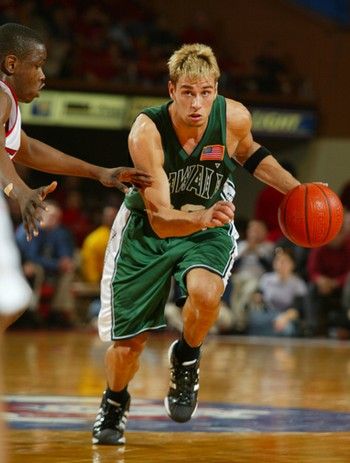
[164, 340, 200, 423]
[92, 391, 130, 445]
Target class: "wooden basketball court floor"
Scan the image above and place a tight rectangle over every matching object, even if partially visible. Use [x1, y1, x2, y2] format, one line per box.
[2, 330, 350, 462]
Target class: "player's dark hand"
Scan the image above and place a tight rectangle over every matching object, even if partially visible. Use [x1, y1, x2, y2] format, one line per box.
[18, 181, 57, 241]
[98, 167, 153, 193]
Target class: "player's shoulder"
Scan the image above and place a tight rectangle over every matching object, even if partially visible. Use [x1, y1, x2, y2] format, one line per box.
[224, 97, 252, 133]
[225, 97, 251, 121]
[129, 112, 161, 146]
[131, 112, 158, 133]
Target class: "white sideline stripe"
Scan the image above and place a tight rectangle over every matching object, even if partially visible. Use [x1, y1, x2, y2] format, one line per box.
[4, 395, 150, 405]
[5, 414, 86, 424]
[5, 395, 100, 403]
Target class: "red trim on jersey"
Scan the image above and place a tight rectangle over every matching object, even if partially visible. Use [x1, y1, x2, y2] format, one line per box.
[5, 147, 17, 157]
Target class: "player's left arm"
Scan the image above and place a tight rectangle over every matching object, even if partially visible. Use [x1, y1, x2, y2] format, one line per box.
[15, 130, 152, 193]
[228, 102, 300, 194]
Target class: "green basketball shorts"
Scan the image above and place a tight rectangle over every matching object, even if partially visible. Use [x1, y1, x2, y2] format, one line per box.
[98, 203, 238, 341]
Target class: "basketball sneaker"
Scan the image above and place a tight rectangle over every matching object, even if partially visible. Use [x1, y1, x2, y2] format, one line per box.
[92, 391, 130, 445]
[164, 340, 200, 423]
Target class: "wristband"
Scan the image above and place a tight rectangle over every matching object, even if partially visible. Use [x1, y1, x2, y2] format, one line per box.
[243, 146, 271, 174]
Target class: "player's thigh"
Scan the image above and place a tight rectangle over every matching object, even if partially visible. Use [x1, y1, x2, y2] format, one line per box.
[173, 227, 237, 301]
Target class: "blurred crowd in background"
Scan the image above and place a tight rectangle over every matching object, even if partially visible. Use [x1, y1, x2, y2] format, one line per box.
[0, 0, 312, 97]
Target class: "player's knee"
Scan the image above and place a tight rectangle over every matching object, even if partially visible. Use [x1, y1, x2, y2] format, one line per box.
[130, 334, 148, 353]
[188, 278, 223, 310]
[126, 346, 140, 363]
[114, 333, 148, 361]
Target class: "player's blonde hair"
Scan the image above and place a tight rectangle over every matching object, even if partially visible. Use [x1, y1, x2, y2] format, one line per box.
[167, 43, 220, 84]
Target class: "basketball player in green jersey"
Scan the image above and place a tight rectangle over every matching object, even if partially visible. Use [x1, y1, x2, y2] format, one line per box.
[93, 43, 301, 445]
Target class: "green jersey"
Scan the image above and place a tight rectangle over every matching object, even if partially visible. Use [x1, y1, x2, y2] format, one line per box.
[125, 95, 237, 212]
[98, 95, 239, 340]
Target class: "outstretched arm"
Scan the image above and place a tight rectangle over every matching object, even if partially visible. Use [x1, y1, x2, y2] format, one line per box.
[227, 100, 300, 194]
[128, 114, 234, 238]
[0, 92, 57, 240]
[16, 131, 152, 193]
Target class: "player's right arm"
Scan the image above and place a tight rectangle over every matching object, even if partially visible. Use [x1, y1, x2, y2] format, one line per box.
[128, 114, 234, 238]
[226, 99, 300, 194]
[0, 91, 56, 240]
[0, 92, 31, 196]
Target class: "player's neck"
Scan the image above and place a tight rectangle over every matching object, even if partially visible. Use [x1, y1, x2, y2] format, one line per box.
[169, 107, 208, 145]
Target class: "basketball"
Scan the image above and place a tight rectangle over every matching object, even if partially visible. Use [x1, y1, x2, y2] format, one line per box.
[278, 183, 344, 248]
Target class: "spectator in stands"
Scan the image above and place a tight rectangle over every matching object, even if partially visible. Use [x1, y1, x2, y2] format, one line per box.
[80, 205, 118, 284]
[108, 14, 134, 57]
[230, 219, 274, 332]
[246, 247, 309, 337]
[16, 0, 49, 37]
[254, 161, 297, 242]
[79, 204, 118, 326]
[273, 235, 310, 282]
[218, 47, 250, 94]
[0, 0, 18, 24]
[339, 180, 350, 211]
[135, 42, 168, 87]
[61, 189, 93, 247]
[181, 10, 216, 48]
[16, 200, 77, 328]
[44, 4, 74, 78]
[149, 15, 179, 54]
[252, 40, 288, 95]
[307, 212, 350, 338]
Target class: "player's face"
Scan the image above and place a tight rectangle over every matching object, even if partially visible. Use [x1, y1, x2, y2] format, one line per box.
[168, 76, 217, 128]
[12, 43, 47, 103]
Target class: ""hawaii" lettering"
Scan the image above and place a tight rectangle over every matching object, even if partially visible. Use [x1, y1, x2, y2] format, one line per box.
[169, 165, 223, 199]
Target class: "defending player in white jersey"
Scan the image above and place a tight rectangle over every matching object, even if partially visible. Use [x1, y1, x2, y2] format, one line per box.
[0, 23, 152, 242]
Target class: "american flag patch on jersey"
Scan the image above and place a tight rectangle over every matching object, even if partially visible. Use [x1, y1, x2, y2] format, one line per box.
[200, 144, 225, 161]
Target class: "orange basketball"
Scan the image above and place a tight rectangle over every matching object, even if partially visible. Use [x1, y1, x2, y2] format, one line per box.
[278, 183, 344, 248]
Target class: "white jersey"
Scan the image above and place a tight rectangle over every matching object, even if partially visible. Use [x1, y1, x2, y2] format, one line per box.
[0, 193, 31, 314]
[0, 80, 22, 159]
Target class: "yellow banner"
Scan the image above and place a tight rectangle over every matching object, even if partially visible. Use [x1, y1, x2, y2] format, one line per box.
[20, 91, 168, 129]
